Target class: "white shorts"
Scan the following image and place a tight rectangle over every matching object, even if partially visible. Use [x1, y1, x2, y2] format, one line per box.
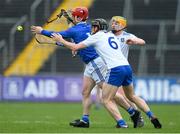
[84, 57, 107, 84]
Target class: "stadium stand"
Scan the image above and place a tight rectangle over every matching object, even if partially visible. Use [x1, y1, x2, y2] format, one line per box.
[0, 0, 180, 76]
[132, 0, 178, 20]
[0, 0, 63, 74]
[0, 0, 33, 17]
[128, 49, 140, 74]
[89, 0, 125, 19]
[0, 23, 14, 40]
[39, 49, 84, 73]
[147, 50, 161, 74]
[165, 50, 180, 74]
[166, 24, 180, 45]
[3, 0, 94, 76]
[128, 24, 159, 44]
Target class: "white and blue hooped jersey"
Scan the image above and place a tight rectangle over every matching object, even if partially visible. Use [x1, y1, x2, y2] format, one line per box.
[115, 31, 136, 59]
[82, 31, 129, 69]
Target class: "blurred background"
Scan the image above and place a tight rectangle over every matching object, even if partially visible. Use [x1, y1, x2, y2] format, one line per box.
[0, 0, 180, 103]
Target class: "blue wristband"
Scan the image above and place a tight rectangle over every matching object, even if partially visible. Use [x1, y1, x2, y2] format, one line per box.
[41, 30, 53, 37]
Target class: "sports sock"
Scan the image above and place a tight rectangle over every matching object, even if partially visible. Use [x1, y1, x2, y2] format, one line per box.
[146, 111, 154, 119]
[117, 119, 126, 127]
[127, 107, 135, 116]
[82, 115, 89, 123]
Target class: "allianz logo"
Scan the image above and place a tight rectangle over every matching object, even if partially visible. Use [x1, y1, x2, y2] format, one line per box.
[134, 79, 180, 102]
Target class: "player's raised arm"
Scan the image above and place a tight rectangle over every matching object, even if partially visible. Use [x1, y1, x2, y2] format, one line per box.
[126, 37, 146, 45]
[31, 26, 54, 37]
[110, 16, 145, 46]
[51, 33, 86, 51]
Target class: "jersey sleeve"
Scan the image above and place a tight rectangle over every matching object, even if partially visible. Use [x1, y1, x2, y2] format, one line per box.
[130, 33, 137, 39]
[41, 27, 74, 38]
[125, 33, 137, 42]
[58, 27, 74, 38]
[82, 34, 99, 47]
[41, 30, 54, 37]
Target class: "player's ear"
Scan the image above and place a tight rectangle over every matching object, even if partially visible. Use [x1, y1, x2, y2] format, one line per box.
[95, 26, 99, 33]
[91, 26, 95, 34]
[91, 26, 98, 35]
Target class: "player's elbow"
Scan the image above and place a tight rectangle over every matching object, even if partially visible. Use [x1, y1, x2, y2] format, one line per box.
[141, 39, 146, 45]
[138, 39, 146, 46]
[71, 46, 79, 51]
[73, 44, 86, 51]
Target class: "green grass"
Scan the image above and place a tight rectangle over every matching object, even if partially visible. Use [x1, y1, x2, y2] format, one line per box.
[0, 102, 180, 133]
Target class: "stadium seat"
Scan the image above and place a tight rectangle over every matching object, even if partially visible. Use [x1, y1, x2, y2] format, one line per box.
[166, 24, 180, 45]
[0, 0, 33, 17]
[89, 0, 125, 19]
[128, 49, 140, 74]
[128, 24, 159, 44]
[164, 50, 180, 74]
[39, 49, 84, 73]
[132, 0, 178, 20]
[0, 24, 14, 40]
[146, 50, 160, 74]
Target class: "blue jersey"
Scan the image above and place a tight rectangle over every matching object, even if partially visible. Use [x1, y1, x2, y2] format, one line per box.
[41, 22, 99, 64]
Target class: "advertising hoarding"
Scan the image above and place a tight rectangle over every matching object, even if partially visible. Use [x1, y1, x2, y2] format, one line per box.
[0, 75, 180, 103]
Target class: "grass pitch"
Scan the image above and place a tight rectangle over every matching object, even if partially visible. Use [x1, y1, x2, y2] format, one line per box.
[0, 102, 180, 133]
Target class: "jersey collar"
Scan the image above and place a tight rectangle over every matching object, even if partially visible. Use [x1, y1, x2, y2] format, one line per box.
[76, 22, 86, 25]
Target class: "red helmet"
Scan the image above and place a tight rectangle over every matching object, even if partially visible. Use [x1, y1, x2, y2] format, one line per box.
[72, 7, 88, 21]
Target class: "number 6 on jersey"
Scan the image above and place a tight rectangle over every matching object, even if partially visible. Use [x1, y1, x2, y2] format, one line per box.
[108, 37, 118, 49]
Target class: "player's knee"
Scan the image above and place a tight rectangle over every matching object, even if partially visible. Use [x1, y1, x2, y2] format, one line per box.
[82, 89, 91, 98]
[102, 98, 108, 106]
[114, 96, 120, 103]
[126, 94, 135, 102]
[101, 96, 112, 106]
[114, 93, 124, 102]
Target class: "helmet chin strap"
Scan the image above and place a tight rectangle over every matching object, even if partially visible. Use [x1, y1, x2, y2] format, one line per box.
[111, 29, 120, 34]
[111, 26, 127, 34]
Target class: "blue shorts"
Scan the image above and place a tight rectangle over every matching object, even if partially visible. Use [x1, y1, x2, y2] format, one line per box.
[105, 65, 133, 87]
